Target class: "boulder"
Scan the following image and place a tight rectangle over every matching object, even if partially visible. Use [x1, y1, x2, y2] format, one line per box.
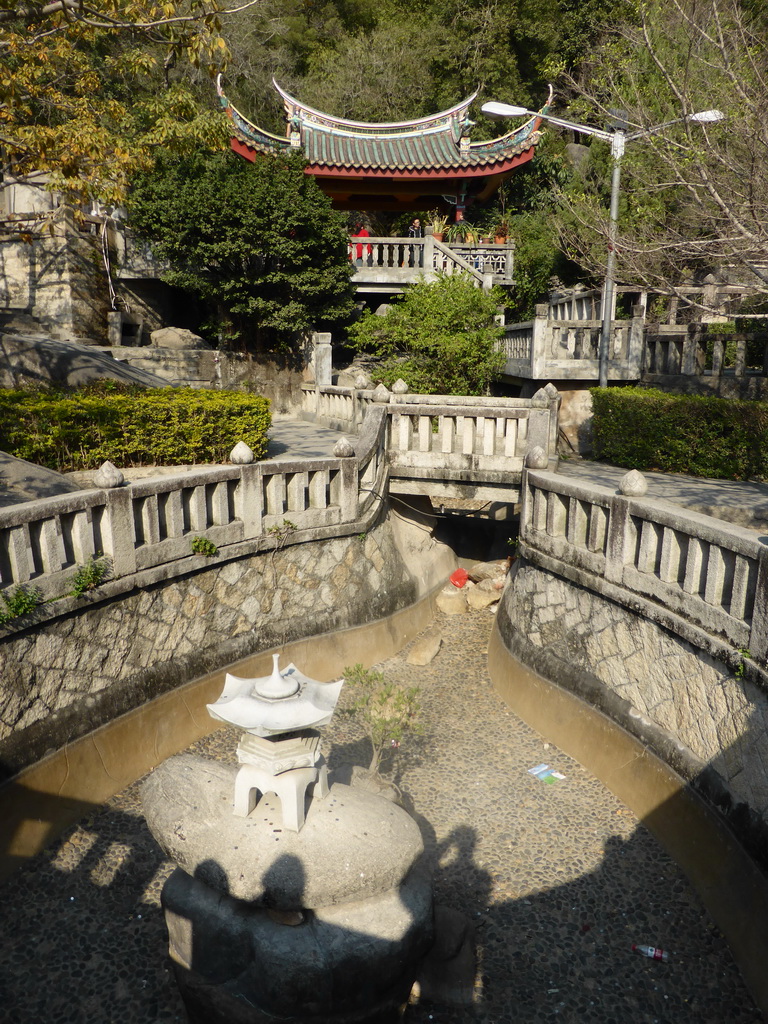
[142, 755, 423, 908]
[466, 585, 501, 610]
[406, 628, 442, 666]
[467, 560, 507, 583]
[151, 327, 210, 350]
[436, 584, 468, 615]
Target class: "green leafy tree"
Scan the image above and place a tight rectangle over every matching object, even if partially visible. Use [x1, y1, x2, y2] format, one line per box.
[349, 274, 505, 394]
[0, 0, 262, 204]
[128, 150, 356, 352]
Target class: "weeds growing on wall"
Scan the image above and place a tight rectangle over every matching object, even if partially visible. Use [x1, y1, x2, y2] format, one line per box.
[0, 584, 43, 625]
[71, 555, 112, 597]
[591, 387, 768, 480]
[0, 383, 271, 471]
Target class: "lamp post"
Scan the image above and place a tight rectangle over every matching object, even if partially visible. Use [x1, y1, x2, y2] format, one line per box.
[482, 100, 725, 387]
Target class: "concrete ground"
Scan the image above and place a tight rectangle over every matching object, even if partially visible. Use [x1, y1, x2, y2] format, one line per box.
[0, 608, 760, 1023]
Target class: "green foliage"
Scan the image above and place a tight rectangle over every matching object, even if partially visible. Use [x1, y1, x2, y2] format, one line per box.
[128, 151, 356, 353]
[591, 387, 768, 480]
[0, 585, 43, 626]
[1, 0, 233, 205]
[349, 274, 505, 395]
[191, 537, 218, 557]
[71, 556, 111, 597]
[0, 385, 271, 472]
[342, 663, 422, 773]
[267, 519, 298, 543]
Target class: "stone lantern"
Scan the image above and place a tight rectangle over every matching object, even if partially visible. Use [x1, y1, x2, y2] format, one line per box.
[206, 653, 343, 832]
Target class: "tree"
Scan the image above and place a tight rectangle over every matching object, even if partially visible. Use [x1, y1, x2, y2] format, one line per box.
[0, 0, 261, 204]
[127, 150, 356, 351]
[349, 274, 506, 395]
[341, 663, 421, 774]
[556, 0, 768, 311]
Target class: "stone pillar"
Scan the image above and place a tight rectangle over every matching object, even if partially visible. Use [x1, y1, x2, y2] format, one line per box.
[310, 332, 332, 387]
[108, 311, 123, 348]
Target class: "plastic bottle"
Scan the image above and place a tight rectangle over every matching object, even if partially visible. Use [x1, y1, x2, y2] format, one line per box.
[632, 943, 670, 962]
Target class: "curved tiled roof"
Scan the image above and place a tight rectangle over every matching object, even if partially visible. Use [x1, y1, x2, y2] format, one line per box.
[217, 77, 544, 175]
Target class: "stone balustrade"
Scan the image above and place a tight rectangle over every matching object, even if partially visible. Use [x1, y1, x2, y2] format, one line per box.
[501, 303, 645, 381]
[520, 467, 768, 668]
[302, 384, 558, 499]
[347, 236, 512, 291]
[0, 389, 559, 616]
[0, 406, 389, 614]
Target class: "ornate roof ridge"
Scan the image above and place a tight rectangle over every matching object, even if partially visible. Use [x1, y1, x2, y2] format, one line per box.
[272, 78, 478, 136]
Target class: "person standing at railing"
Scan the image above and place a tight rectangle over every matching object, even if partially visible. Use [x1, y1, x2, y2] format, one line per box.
[351, 222, 372, 266]
[407, 217, 423, 267]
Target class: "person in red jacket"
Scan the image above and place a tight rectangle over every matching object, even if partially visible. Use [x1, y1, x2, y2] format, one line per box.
[352, 222, 372, 264]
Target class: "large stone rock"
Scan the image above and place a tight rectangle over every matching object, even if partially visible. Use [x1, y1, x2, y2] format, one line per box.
[435, 584, 468, 615]
[406, 627, 442, 666]
[151, 327, 210, 350]
[466, 584, 501, 610]
[142, 755, 423, 907]
[467, 560, 507, 583]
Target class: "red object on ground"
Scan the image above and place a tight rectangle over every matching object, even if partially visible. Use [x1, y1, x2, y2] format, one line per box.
[450, 568, 469, 588]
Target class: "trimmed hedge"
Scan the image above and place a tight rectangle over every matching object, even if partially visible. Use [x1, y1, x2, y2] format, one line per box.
[590, 387, 768, 480]
[0, 384, 271, 472]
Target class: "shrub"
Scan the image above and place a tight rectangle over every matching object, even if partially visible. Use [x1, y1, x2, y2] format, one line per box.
[348, 274, 505, 395]
[591, 387, 768, 480]
[341, 663, 422, 773]
[0, 385, 271, 472]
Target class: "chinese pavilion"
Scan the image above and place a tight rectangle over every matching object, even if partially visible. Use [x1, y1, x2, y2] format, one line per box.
[217, 77, 547, 217]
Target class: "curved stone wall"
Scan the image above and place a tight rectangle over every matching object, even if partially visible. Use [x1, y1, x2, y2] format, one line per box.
[489, 561, 768, 1015]
[0, 504, 455, 781]
[495, 561, 768, 866]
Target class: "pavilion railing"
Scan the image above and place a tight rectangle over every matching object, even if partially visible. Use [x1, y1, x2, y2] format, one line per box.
[347, 236, 514, 287]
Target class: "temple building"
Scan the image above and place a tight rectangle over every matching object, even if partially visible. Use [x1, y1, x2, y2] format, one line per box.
[216, 77, 547, 217]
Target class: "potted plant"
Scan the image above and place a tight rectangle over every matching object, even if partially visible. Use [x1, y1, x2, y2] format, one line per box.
[429, 211, 449, 241]
[446, 221, 478, 244]
[493, 217, 510, 244]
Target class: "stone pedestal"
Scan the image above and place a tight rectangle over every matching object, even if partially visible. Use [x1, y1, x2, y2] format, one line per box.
[142, 754, 433, 1024]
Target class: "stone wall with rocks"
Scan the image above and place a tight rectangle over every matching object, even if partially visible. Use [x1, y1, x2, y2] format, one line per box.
[496, 562, 768, 867]
[0, 508, 454, 780]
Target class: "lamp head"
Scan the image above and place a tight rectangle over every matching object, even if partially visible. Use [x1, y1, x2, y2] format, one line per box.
[481, 101, 532, 119]
[689, 109, 725, 123]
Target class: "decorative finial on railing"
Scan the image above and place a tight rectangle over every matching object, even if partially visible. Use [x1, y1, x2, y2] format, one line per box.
[372, 383, 390, 403]
[525, 446, 548, 469]
[92, 461, 124, 489]
[620, 469, 648, 496]
[334, 437, 356, 457]
[230, 441, 254, 465]
[391, 378, 409, 394]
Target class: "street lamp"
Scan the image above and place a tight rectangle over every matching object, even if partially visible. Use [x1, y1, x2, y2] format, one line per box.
[482, 99, 725, 387]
